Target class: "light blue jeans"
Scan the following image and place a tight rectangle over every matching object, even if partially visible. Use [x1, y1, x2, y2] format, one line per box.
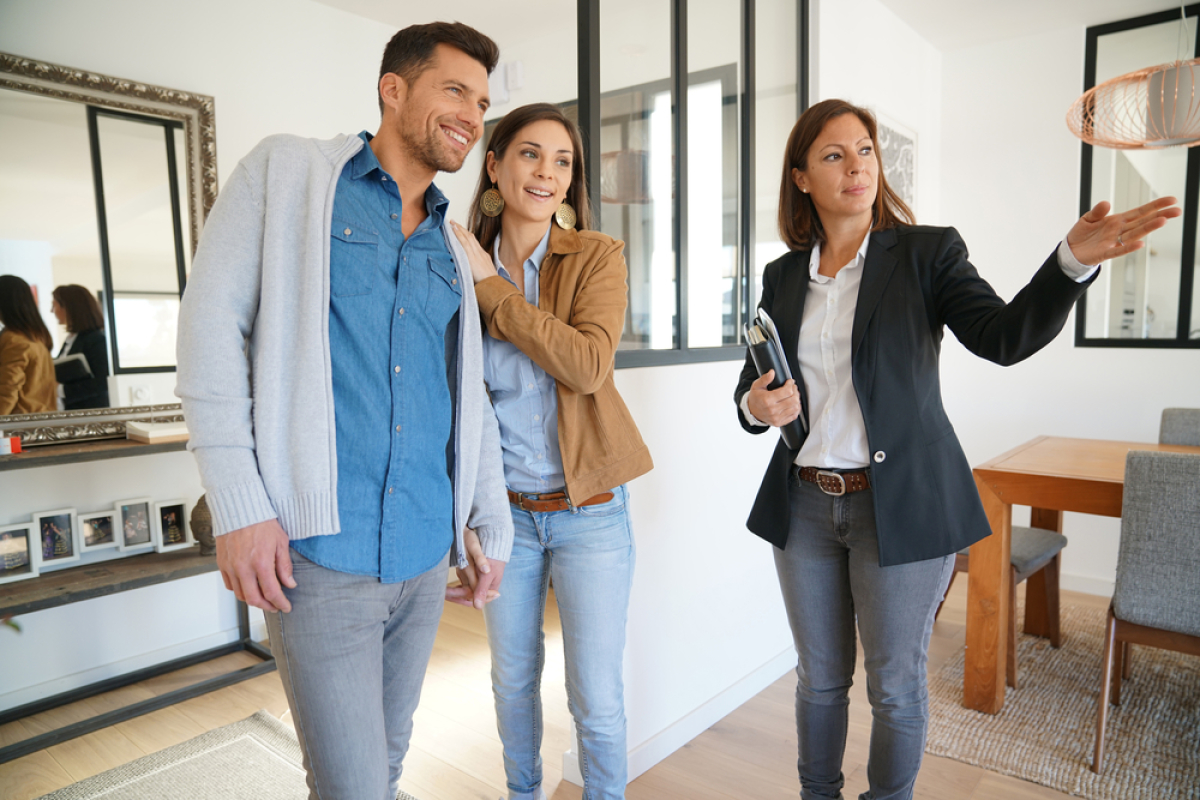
[265, 549, 448, 800]
[484, 484, 635, 800]
[775, 474, 953, 800]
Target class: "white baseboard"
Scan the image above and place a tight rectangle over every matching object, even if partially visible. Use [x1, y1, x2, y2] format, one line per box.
[1060, 573, 1114, 598]
[561, 646, 798, 787]
[0, 627, 248, 713]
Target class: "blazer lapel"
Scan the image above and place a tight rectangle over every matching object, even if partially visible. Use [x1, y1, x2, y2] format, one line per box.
[852, 228, 899, 358]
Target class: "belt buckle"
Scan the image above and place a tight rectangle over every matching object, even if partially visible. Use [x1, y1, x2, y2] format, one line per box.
[816, 470, 846, 496]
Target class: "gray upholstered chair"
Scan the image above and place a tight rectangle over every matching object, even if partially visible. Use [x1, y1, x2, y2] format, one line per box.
[1159, 407, 1200, 447]
[1093, 450, 1200, 774]
[935, 526, 1067, 689]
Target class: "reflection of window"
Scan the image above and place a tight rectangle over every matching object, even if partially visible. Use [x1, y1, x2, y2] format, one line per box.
[111, 292, 180, 370]
[90, 107, 189, 371]
[1076, 6, 1199, 347]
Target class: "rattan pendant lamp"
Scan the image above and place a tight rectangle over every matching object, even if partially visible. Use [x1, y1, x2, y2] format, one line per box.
[1067, 4, 1200, 149]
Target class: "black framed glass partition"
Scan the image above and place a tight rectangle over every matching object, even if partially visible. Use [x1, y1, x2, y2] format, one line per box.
[1076, 4, 1200, 347]
[572, 0, 809, 368]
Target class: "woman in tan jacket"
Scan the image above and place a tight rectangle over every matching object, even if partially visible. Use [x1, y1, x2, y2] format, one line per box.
[450, 103, 651, 800]
[0, 275, 57, 415]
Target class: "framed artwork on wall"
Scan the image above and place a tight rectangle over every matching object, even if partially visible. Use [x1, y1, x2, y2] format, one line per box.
[79, 510, 119, 552]
[115, 498, 154, 553]
[0, 522, 38, 585]
[34, 508, 80, 567]
[153, 500, 192, 552]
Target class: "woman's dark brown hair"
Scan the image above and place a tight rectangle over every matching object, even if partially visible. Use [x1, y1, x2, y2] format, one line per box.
[778, 99, 915, 251]
[52, 284, 104, 334]
[467, 103, 592, 254]
[0, 275, 53, 349]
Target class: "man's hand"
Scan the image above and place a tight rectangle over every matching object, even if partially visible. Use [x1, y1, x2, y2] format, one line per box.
[215, 519, 296, 613]
[746, 370, 801, 427]
[446, 526, 505, 610]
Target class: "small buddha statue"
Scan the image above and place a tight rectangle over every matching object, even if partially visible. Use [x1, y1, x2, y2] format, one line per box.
[190, 494, 216, 556]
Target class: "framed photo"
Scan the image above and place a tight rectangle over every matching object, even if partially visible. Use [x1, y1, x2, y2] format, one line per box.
[34, 508, 80, 566]
[0, 522, 39, 585]
[153, 500, 192, 552]
[115, 498, 154, 552]
[79, 510, 119, 552]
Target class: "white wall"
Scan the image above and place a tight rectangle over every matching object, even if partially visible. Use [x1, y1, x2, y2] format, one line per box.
[939, 26, 1200, 595]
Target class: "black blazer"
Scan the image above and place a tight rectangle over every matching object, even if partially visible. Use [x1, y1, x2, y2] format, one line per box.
[56, 328, 110, 410]
[734, 225, 1096, 566]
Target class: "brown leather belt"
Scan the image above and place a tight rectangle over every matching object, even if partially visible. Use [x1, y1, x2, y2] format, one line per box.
[795, 466, 871, 496]
[507, 489, 614, 513]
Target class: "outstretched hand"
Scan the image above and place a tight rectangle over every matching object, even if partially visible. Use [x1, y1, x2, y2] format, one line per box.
[449, 220, 499, 284]
[1066, 197, 1181, 266]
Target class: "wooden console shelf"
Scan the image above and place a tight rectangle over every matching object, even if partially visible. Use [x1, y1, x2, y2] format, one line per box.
[0, 547, 274, 764]
[0, 437, 187, 471]
[0, 549, 217, 616]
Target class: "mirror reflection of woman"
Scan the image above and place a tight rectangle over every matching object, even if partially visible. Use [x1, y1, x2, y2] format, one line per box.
[449, 103, 653, 800]
[734, 99, 1180, 800]
[51, 285, 110, 409]
[0, 274, 56, 415]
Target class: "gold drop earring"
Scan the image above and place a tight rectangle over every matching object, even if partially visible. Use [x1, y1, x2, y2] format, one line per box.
[555, 199, 577, 230]
[480, 183, 505, 217]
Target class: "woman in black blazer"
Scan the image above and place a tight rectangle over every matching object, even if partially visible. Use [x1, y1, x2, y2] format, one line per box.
[733, 99, 1178, 800]
[51, 285, 110, 410]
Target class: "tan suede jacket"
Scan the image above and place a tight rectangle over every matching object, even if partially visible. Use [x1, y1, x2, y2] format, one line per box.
[0, 329, 56, 415]
[474, 226, 653, 505]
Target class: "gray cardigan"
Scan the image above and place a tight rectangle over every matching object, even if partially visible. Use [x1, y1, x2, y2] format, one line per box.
[176, 133, 513, 566]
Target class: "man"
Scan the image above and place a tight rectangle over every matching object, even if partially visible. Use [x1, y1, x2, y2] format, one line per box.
[176, 22, 512, 800]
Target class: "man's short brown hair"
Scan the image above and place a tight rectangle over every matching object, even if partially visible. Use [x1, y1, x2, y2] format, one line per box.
[378, 21, 499, 113]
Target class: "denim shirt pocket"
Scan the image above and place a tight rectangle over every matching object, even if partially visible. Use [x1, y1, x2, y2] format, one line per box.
[426, 254, 463, 332]
[330, 221, 378, 297]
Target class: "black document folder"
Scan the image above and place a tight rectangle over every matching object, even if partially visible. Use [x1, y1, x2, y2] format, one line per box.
[745, 310, 806, 450]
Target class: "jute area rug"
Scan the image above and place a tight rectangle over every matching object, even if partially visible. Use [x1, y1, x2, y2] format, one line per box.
[925, 600, 1199, 799]
[36, 710, 421, 800]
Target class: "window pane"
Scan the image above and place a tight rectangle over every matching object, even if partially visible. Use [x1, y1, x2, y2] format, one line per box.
[754, 0, 798, 308]
[602, 0, 676, 350]
[0, 89, 104, 358]
[1085, 17, 1194, 340]
[97, 114, 182, 368]
[686, 0, 740, 349]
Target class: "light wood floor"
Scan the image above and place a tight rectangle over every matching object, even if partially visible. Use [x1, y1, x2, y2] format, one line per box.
[0, 580, 1109, 800]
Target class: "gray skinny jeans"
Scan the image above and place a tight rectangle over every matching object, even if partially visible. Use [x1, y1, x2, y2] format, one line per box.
[774, 474, 953, 800]
[265, 549, 448, 800]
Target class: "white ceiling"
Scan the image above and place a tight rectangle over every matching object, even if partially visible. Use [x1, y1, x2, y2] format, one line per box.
[315, 0, 1186, 54]
[870, 0, 1181, 52]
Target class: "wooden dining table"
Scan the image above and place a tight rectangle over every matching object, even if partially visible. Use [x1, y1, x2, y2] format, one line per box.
[965, 435, 1200, 714]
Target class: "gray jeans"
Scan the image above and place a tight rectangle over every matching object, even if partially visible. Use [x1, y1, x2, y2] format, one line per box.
[774, 475, 953, 800]
[265, 550, 448, 800]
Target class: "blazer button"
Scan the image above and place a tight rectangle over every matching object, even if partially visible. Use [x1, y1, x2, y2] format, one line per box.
[873, 450, 886, 463]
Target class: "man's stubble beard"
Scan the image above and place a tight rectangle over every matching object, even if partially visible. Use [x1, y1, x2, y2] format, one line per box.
[400, 118, 469, 175]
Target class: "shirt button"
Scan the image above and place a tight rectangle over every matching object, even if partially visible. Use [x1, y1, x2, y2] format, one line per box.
[388, 487, 395, 494]
[398, 308, 405, 316]
[874, 450, 886, 463]
[527, 383, 534, 390]
[452, 278, 457, 285]
[344, 228, 352, 236]
[395, 425, 402, 433]
[391, 213, 398, 220]
[394, 366, 401, 373]
[537, 453, 544, 460]
[381, 175, 388, 181]
[533, 414, 540, 421]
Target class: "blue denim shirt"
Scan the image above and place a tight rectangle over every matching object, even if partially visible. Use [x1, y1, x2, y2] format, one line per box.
[482, 227, 565, 493]
[292, 132, 462, 582]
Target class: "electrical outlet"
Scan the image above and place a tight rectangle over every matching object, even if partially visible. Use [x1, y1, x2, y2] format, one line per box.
[130, 385, 152, 405]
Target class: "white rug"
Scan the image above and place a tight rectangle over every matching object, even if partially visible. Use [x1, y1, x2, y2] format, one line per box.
[37, 710, 421, 800]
